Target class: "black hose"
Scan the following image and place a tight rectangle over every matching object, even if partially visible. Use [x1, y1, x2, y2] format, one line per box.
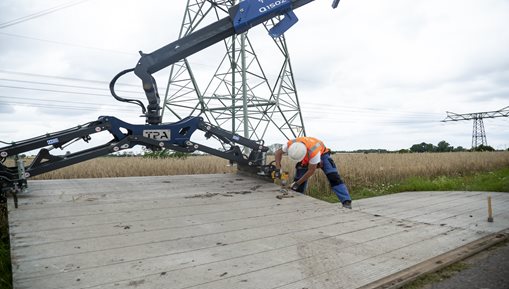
[109, 68, 147, 114]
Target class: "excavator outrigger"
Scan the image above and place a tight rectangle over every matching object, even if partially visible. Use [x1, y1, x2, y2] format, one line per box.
[0, 0, 341, 206]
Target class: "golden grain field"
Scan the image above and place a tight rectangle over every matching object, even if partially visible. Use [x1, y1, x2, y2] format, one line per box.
[304, 151, 509, 195]
[30, 156, 237, 179]
[318, 151, 509, 185]
[29, 151, 509, 189]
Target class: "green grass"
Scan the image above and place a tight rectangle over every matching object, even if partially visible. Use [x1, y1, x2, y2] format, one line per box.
[400, 262, 470, 289]
[400, 239, 509, 289]
[0, 210, 12, 289]
[390, 168, 509, 193]
[0, 244, 12, 289]
[309, 167, 509, 202]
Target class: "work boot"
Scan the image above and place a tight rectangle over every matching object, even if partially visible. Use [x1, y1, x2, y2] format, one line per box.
[342, 200, 352, 209]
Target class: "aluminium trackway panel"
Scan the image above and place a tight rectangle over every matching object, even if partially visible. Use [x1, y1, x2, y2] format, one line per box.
[7, 174, 509, 289]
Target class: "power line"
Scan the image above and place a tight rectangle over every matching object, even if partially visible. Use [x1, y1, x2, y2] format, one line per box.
[0, 71, 443, 119]
[302, 109, 441, 120]
[0, 78, 140, 94]
[0, 84, 438, 119]
[0, 70, 456, 126]
[0, 84, 116, 98]
[0, 69, 138, 87]
[301, 102, 442, 117]
[0, 95, 136, 108]
[0, 32, 134, 55]
[0, 94, 439, 125]
[0, 86, 443, 123]
[301, 107, 442, 120]
[0, 91, 441, 123]
[0, 100, 136, 113]
[0, 0, 93, 29]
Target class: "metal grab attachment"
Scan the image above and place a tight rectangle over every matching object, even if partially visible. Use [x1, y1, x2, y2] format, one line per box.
[0, 116, 269, 198]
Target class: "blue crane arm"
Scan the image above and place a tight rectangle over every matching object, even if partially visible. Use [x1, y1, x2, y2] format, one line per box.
[110, 0, 340, 125]
[0, 115, 271, 206]
[1, 0, 344, 202]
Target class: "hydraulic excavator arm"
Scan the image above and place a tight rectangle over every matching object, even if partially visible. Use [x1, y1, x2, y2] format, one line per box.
[0, 0, 341, 203]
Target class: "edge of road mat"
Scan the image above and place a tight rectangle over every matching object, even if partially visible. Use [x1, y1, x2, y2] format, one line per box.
[359, 229, 509, 289]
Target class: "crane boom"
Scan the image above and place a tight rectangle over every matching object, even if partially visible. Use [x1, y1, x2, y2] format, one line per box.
[1, 0, 342, 205]
[112, 0, 340, 124]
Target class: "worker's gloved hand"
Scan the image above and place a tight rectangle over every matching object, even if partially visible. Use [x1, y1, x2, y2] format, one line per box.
[290, 182, 300, 191]
[273, 169, 281, 179]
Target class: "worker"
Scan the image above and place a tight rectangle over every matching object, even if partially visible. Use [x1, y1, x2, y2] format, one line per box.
[274, 137, 352, 209]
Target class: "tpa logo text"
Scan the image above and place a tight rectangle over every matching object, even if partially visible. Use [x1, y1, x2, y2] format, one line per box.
[143, 130, 171, 141]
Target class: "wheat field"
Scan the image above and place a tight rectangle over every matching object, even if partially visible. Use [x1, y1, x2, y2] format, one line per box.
[30, 156, 237, 179]
[303, 151, 509, 194]
[316, 151, 509, 186]
[28, 151, 509, 190]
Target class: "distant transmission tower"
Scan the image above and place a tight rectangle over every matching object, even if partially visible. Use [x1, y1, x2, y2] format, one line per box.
[442, 106, 509, 148]
[160, 0, 305, 145]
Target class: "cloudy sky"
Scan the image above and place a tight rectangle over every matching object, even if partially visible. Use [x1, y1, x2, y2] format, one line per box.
[0, 0, 508, 154]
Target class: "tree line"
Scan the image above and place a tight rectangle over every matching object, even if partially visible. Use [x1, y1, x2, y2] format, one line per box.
[407, 141, 495, 153]
[340, 141, 500, 154]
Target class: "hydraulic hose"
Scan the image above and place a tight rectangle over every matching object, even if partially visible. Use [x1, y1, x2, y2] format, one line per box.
[109, 68, 147, 114]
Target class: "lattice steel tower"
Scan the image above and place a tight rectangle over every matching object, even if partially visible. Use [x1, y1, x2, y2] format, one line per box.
[442, 106, 509, 148]
[160, 0, 305, 145]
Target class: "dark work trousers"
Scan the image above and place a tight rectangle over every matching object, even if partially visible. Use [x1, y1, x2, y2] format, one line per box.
[293, 152, 351, 203]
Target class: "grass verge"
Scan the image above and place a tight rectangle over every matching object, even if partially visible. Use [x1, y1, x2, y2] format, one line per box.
[400, 262, 470, 289]
[400, 239, 509, 289]
[0, 202, 12, 289]
[309, 167, 509, 202]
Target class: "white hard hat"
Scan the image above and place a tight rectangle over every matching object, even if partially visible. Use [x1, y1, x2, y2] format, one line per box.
[288, 142, 307, 162]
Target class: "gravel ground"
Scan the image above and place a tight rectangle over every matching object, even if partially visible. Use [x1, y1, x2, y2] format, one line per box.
[422, 240, 509, 289]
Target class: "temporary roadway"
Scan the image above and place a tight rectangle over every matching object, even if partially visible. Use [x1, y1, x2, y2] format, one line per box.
[7, 174, 509, 289]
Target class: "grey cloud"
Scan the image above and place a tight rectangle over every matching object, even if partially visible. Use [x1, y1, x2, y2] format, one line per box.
[0, 104, 14, 114]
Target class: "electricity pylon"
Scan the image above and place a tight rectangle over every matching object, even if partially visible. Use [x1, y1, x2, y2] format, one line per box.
[160, 0, 305, 146]
[442, 106, 509, 148]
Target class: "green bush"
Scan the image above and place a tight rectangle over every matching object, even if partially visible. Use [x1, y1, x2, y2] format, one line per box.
[143, 149, 188, 159]
[0, 201, 12, 289]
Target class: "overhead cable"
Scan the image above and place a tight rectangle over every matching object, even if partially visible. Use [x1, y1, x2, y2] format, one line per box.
[0, 69, 138, 87]
[0, 0, 92, 29]
[0, 78, 140, 94]
[0, 32, 134, 55]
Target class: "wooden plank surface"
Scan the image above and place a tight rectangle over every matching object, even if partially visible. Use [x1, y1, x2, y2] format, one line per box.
[7, 174, 509, 289]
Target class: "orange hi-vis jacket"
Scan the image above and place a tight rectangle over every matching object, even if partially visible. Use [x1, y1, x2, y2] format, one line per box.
[287, 137, 329, 166]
